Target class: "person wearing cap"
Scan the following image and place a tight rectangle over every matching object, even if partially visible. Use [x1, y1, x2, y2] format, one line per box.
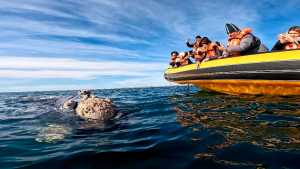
[223, 23, 268, 57]
[272, 26, 300, 51]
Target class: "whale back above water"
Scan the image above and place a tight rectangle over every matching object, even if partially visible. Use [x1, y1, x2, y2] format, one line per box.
[76, 97, 117, 121]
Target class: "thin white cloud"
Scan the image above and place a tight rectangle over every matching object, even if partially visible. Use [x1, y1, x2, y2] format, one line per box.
[0, 1, 76, 19]
[0, 39, 141, 58]
[116, 75, 173, 88]
[0, 56, 166, 79]
[0, 84, 100, 93]
[0, 56, 165, 70]
[0, 18, 152, 45]
[0, 70, 147, 80]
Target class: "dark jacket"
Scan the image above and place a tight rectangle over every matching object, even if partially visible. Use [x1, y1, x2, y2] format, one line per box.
[271, 41, 285, 51]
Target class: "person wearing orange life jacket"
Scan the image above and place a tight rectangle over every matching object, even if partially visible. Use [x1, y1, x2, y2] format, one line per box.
[190, 37, 213, 63]
[186, 35, 203, 62]
[198, 37, 223, 62]
[271, 26, 300, 51]
[223, 23, 268, 57]
[192, 46, 206, 63]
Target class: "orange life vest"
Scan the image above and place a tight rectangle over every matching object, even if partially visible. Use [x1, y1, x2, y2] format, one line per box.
[206, 43, 219, 58]
[227, 28, 252, 56]
[193, 47, 205, 62]
[197, 43, 220, 61]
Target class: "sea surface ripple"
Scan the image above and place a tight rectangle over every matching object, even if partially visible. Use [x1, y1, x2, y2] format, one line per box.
[1, 86, 300, 169]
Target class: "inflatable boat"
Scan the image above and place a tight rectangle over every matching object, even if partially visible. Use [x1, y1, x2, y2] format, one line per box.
[164, 49, 300, 95]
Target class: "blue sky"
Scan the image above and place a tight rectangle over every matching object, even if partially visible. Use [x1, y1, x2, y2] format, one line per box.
[0, 0, 299, 92]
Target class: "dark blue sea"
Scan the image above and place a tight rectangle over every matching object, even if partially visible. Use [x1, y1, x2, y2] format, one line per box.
[1, 86, 300, 169]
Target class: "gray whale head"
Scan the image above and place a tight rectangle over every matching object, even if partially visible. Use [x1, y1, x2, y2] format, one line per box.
[61, 90, 118, 121]
[75, 97, 117, 121]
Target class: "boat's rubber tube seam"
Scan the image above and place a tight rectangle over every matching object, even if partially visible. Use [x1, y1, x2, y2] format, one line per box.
[165, 60, 300, 81]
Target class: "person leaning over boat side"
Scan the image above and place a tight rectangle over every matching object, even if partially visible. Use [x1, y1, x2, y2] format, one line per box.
[188, 36, 209, 63]
[169, 51, 180, 67]
[186, 35, 201, 58]
[199, 37, 223, 62]
[222, 23, 268, 57]
[186, 35, 202, 49]
[178, 52, 193, 66]
[272, 26, 300, 51]
[192, 45, 206, 63]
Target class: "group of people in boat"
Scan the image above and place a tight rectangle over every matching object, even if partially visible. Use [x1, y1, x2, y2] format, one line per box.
[170, 23, 300, 68]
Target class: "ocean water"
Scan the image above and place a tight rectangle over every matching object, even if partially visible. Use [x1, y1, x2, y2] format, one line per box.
[1, 86, 300, 169]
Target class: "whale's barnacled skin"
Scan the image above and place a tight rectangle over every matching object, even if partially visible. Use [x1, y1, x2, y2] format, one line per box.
[75, 97, 117, 120]
[61, 90, 117, 120]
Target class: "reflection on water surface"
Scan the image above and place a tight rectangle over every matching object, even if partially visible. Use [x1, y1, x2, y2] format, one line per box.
[174, 91, 300, 167]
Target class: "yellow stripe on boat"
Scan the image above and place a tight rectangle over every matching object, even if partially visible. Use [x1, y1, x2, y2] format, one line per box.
[164, 50, 300, 95]
[165, 50, 300, 74]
